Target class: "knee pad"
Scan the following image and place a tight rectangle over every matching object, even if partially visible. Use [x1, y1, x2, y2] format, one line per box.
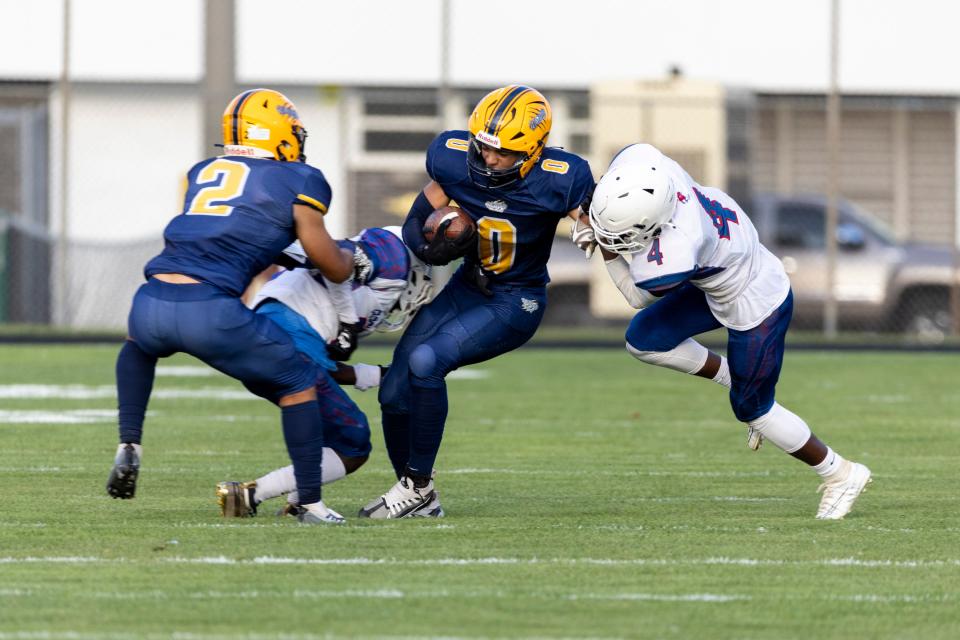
[746, 403, 811, 453]
[625, 338, 708, 375]
[409, 344, 439, 380]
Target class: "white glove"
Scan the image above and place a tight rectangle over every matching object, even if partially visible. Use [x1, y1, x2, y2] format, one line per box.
[352, 363, 382, 391]
[570, 217, 597, 259]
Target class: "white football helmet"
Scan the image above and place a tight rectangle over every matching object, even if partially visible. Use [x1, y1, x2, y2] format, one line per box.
[379, 226, 435, 332]
[589, 162, 676, 254]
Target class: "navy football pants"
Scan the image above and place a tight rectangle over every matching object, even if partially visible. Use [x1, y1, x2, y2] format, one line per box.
[378, 269, 546, 475]
[624, 283, 794, 423]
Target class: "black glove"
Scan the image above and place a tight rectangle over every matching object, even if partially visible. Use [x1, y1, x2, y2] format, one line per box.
[353, 244, 373, 284]
[464, 263, 493, 296]
[327, 321, 363, 361]
[421, 220, 477, 266]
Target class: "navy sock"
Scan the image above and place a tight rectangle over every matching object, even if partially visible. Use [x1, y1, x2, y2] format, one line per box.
[115, 340, 157, 444]
[407, 383, 448, 477]
[381, 411, 411, 479]
[281, 400, 324, 505]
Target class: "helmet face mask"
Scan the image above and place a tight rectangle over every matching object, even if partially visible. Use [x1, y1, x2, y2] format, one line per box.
[467, 85, 552, 189]
[221, 88, 307, 162]
[589, 163, 677, 255]
[467, 138, 527, 189]
[378, 226, 436, 332]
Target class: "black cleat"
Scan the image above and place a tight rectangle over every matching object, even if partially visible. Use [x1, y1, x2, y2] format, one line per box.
[106, 443, 140, 499]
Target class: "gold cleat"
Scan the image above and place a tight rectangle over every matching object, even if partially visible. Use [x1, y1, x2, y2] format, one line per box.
[216, 480, 257, 517]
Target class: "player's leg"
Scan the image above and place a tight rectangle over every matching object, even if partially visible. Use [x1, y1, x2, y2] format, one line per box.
[728, 290, 871, 519]
[362, 281, 546, 519]
[624, 283, 727, 384]
[107, 282, 177, 499]
[378, 281, 462, 478]
[219, 368, 372, 517]
[179, 292, 342, 524]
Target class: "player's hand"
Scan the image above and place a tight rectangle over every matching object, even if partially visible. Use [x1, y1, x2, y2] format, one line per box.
[327, 321, 363, 361]
[571, 216, 597, 259]
[352, 363, 382, 391]
[422, 220, 476, 266]
[465, 263, 493, 296]
[353, 244, 373, 284]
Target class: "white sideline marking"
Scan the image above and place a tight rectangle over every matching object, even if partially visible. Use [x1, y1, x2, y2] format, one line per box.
[156, 366, 216, 377]
[444, 467, 776, 478]
[3, 555, 960, 569]
[569, 593, 749, 602]
[447, 369, 488, 380]
[0, 409, 116, 424]
[0, 384, 255, 401]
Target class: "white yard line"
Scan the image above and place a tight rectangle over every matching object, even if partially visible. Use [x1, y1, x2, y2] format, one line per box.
[2, 555, 959, 569]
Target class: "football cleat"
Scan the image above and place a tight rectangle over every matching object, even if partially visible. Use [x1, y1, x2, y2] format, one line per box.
[410, 491, 445, 518]
[216, 481, 257, 518]
[297, 501, 345, 525]
[747, 426, 763, 451]
[816, 461, 872, 520]
[358, 476, 437, 519]
[106, 443, 140, 499]
[276, 503, 304, 518]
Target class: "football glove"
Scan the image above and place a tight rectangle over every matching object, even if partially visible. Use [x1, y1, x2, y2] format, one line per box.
[421, 219, 476, 266]
[352, 363, 382, 391]
[570, 216, 597, 259]
[327, 321, 364, 362]
[464, 263, 493, 297]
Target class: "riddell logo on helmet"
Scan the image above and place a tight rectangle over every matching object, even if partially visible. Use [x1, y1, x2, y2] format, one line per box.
[475, 130, 501, 148]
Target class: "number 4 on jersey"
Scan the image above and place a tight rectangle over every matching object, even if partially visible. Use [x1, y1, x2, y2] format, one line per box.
[693, 187, 738, 239]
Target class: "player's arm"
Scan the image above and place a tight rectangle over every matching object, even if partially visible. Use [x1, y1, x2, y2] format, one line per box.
[330, 362, 387, 391]
[292, 203, 353, 283]
[402, 181, 474, 266]
[602, 249, 657, 310]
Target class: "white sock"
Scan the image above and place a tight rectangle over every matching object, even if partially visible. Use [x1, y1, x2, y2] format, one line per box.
[118, 443, 143, 457]
[713, 356, 731, 389]
[746, 403, 812, 453]
[254, 448, 348, 504]
[812, 447, 847, 479]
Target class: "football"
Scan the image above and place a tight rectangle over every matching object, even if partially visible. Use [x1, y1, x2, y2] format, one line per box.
[423, 206, 475, 243]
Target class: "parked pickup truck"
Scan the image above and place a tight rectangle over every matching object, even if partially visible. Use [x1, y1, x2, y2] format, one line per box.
[748, 193, 958, 338]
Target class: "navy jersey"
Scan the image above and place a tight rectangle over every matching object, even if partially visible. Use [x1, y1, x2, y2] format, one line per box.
[145, 155, 332, 297]
[427, 130, 593, 286]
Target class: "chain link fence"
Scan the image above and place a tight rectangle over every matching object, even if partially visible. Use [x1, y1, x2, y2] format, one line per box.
[1, 82, 958, 341]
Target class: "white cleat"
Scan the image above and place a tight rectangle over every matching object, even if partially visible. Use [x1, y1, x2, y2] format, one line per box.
[410, 491, 445, 518]
[747, 426, 763, 451]
[358, 476, 436, 519]
[297, 500, 345, 525]
[816, 461, 872, 520]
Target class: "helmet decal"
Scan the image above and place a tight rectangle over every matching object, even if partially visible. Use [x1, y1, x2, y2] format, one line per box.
[529, 108, 547, 130]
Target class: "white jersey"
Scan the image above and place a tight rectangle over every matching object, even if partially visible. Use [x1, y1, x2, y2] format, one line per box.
[252, 227, 412, 340]
[612, 144, 789, 330]
[252, 269, 405, 340]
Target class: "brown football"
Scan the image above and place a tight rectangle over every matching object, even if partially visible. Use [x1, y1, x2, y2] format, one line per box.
[423, 206, 475, 242]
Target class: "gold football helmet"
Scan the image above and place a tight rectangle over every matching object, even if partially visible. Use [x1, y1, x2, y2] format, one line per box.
[467, 85, 552, 188]
[221, 88, 307, 162]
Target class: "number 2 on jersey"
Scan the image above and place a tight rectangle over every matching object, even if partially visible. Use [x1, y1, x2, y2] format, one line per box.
[478, 217, 517, 274]
[186, 159, 250, 216]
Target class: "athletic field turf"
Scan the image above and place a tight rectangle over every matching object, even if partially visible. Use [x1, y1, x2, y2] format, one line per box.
[0, 344, 957, 639]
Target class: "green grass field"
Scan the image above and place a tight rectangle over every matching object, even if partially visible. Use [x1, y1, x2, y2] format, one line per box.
[0, 343, 958, 639]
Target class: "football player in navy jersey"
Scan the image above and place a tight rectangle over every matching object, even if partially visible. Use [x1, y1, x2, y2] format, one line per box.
[360, 85, 595, 518]
[107, 88, 355, 525]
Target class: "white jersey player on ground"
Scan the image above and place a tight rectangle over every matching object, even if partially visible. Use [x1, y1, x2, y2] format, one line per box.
[216, 226, 438, 519]
[573, 143, 871, 520]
